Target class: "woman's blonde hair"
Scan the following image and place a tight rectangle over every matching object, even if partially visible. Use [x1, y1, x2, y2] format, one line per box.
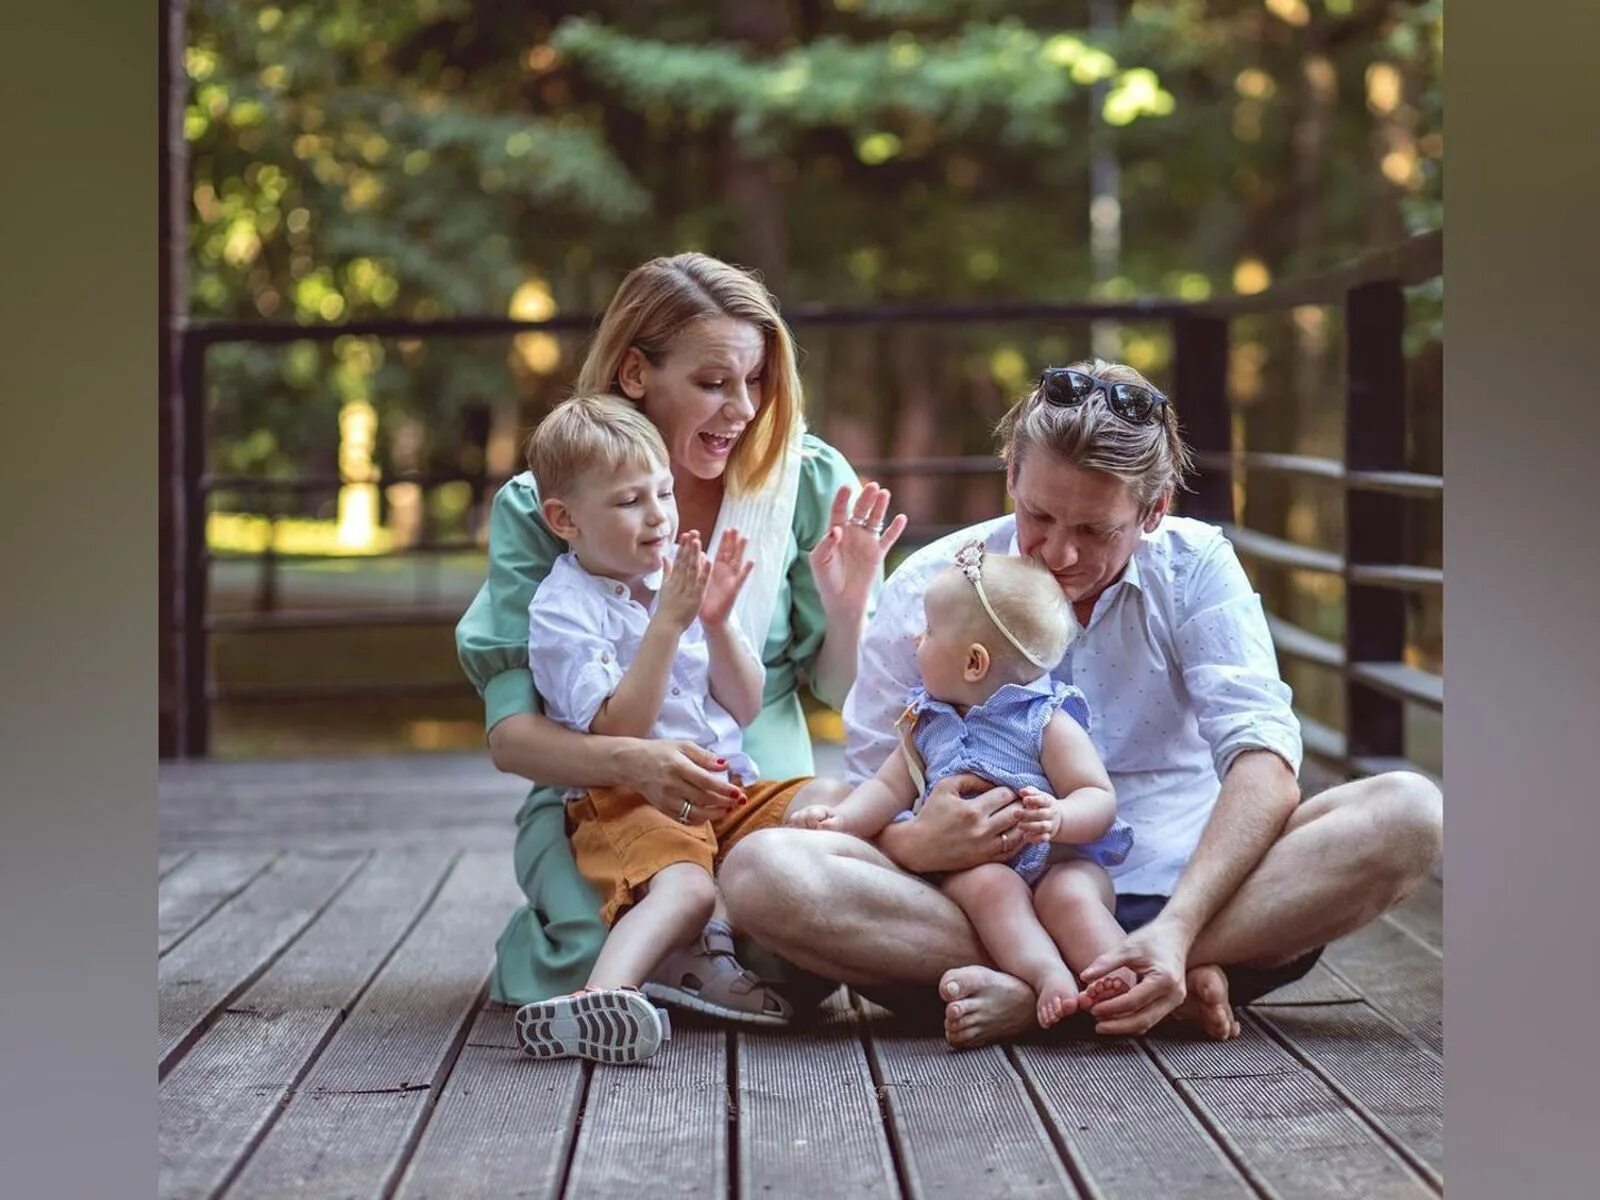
[996, 359, 1193, 512]
[574, 252, 805, 495]
[525, 393, 668, 500]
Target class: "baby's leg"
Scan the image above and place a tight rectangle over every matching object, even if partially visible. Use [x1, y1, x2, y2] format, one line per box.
[588, 862, 717, 990]
[1033, 860, 1138, 1010]
[941, 863, 1080, 1028]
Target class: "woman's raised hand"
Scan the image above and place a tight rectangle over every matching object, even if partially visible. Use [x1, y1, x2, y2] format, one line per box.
[809, 482, 908, 619]
[700, 528, 755, 630]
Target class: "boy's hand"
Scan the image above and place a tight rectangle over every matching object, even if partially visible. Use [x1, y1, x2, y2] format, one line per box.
[787, 804, 843, 831]
[700, 529, 755, 630]
[1017, 786, 1062, 844]
[654, 532, 709, 634]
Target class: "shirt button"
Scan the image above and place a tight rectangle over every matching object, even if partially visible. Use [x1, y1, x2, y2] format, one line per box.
[614, 584, 625, 596]
[671, 686, 681, 696]
[600, 652, 611, 664]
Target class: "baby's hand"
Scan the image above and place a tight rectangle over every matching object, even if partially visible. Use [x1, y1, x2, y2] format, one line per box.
[787, 804, 842, 831]
[1017, 786, 1062, 844]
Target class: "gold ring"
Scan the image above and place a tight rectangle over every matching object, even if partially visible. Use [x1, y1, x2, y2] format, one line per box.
[678, 800, 693, 824]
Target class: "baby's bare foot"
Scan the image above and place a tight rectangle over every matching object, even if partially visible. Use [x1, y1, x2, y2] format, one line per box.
[1079, 965, 1138, 1011]
[1034, 968, 1080, 1029]
[939, 966, 1036, 1048]
[1170, 964, 1240, 1039]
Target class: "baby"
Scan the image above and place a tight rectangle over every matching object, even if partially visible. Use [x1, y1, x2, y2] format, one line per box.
[514, 395, 831, 1064]
[790, 541, 1138, 1027]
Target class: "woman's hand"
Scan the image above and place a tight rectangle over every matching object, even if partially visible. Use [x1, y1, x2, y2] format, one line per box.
[655, 532, 709, 634]
[809, 482, 908, 621]
[700, 529, 755, 631]
[619, 738, 746, 821]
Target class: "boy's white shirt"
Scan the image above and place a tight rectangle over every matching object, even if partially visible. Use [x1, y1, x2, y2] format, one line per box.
[528, 551, 763, 792]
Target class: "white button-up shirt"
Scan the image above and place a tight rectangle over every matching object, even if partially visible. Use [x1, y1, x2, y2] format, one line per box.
[842, 515, 1302, 896]
[529, 552, 761, 786]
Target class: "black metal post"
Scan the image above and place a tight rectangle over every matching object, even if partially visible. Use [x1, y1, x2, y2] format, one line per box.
[159, 0, 187, 756]
[1343, 281, 1408, 762]
[181, 337, 211, 756]
[1172, 314, 1231, 522]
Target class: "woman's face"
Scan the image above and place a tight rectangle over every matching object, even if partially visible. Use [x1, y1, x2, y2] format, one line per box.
[621, 316, 767, 483]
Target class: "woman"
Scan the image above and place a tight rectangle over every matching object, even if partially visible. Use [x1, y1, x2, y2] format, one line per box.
[456, 252, 904, 1010]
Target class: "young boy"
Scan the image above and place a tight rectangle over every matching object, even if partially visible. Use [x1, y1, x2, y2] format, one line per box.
[515, 395, 824, 1064]
[789, 542, 1138, 1028]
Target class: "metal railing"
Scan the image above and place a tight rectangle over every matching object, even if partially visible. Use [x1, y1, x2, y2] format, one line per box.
[168, 230, 1443, 775]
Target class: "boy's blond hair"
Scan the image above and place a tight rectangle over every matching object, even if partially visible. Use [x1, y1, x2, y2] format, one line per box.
[525, 393, 669, 499]
[934, 552, 1076, 684]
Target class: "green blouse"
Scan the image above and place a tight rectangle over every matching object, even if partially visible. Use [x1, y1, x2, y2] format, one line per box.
[454, 432, 875, 1004]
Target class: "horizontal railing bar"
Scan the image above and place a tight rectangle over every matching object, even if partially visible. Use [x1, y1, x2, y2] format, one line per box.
[1348, 755, 1443, 790]
[203, 471, 507, 495]
[1218, 523, 1344, 574]
[1265, 614, 1345, 668]
[183, 299, 1191, 348]
[1197, 230, 1442, 317]
[1347, 563, 1444, 590]
[208, 679, 474, 703]
[1194, 453, 1443, 498]
[1344, 469, 1444, 498]
[1296, 711, 1347, 765]
[1348, 661, 1444, 710]
[207, 607, 465, 633]
[209, 542, 483, 565]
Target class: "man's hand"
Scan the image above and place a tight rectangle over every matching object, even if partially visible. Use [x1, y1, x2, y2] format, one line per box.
[1079, 916, 1193, 1036]
[884, 773, 1022, 873]
[1016, 786, 1062, 844]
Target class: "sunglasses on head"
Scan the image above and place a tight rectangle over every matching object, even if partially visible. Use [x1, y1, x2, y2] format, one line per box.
[1037, 367, 1168, 425]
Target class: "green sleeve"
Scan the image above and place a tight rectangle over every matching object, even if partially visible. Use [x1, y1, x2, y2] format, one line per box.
[454, 474, 566, 734]
[784, 432, 882, 689]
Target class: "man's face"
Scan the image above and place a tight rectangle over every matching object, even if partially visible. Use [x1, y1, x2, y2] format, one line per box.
[1009, 448, 1165, 606]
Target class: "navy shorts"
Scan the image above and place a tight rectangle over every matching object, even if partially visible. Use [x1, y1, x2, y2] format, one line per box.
[1115, 893, 1324, 1006]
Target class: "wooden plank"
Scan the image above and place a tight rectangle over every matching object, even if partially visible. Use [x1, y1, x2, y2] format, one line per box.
[736, 996, 900, 1200]
[564, 1020, 729, 1200]
[1321, 922, 1442, 1055]
[1011, 1036, 1254, 1199]
[158, 850, 276, 955]
[159, 850, 194, 878]
[159, 848, 456, 1200]
[158, 850, 369, 1071]
[394, 1004, 586, 1200]
[870, 1029, 1078, 1198]
[1249, 1004, 1443, 1183]
[222, 850, 519, 1200]
[1147, 1023, 1435, 1198]
[1384, 878, 1442, 953]
[1244, 960, 1361, 1006]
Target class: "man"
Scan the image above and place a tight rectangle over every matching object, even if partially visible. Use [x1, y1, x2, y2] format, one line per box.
[721, 360, 1442, 1045]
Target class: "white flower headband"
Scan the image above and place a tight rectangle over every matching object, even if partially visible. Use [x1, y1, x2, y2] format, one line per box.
[951, 540, 1050, 670]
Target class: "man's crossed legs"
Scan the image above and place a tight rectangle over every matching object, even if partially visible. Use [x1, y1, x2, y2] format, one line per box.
[719, 770, 1442, 1045]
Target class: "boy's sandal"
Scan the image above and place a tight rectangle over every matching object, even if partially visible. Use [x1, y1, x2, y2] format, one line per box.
[515, 986, 672, 1064]
[643, 922, 793, 1027]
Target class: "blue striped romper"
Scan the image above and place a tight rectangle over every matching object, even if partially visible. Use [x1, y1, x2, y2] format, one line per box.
[900, 675, 1134, 886]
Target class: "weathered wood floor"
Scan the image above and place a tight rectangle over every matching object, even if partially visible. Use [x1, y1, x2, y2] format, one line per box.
[160, 752, 1442, 1199]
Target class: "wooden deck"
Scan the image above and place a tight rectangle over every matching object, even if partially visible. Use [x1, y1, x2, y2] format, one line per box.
[159, 752, 1442, 1199]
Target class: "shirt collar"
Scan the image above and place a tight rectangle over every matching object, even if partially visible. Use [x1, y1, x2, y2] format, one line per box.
[554, 551, 663, 601]
[1003, 524, 1146, 596]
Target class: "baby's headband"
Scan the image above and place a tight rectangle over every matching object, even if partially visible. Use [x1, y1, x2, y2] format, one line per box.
[951, 541, 1051, 670]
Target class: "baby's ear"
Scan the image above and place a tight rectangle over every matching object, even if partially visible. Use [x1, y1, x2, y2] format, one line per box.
[964, 642, 991, 683]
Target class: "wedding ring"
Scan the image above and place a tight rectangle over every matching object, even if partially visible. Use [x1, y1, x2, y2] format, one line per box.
[678, 800, 693, 824]
[869, 521, 886, 536]
[1000, 830, 1012, 853]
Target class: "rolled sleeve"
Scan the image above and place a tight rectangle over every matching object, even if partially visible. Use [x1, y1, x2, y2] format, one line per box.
[841, 556, 928, 785]
[528, 597, 625, 734]
[454, 476, 565, 735]
[1176, 539, 1303, 780]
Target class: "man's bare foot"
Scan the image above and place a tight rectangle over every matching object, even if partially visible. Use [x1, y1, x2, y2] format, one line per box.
[1079, 965, 1138, 1011]
[938, 966, 1036, 1048]
[1169, 964, 1240, 1039]
[1033, 967, 1080, 1029]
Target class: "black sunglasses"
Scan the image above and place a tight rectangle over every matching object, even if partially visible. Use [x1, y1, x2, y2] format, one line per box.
[1037, 367, 1168, 425]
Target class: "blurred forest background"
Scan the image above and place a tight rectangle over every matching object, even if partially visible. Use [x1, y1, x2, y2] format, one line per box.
[178, 0, 1442, 763]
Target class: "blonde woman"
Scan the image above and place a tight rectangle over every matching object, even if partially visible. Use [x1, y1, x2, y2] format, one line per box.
[456, 253, 905, 1019]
